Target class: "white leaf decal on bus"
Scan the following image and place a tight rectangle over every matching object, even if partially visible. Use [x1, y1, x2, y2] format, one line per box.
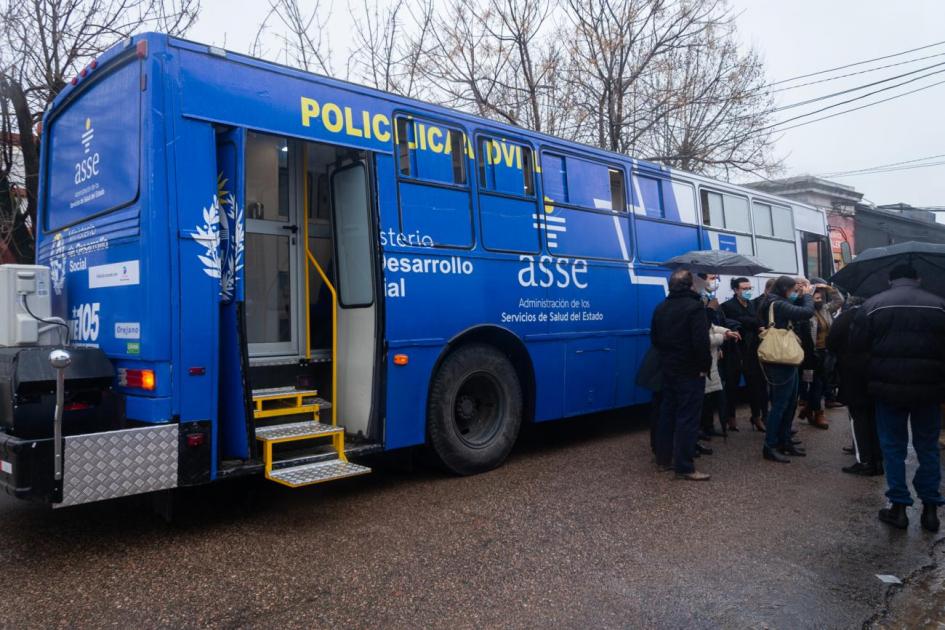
[192, 194, 244, 302]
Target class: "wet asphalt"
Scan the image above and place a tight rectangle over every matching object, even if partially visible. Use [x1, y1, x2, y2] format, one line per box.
[0, 405, 942, 629]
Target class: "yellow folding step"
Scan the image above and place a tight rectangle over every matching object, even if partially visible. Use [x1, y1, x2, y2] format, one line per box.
[251, 388, 370, 488]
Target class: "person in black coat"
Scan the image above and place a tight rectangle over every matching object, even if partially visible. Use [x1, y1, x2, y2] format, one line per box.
[758, 275, 816, 464]
[826, 297, 882, 476]
[721, 277, 766, 432]
[651, 269, 712, 481]
[850, 264, 945, 532]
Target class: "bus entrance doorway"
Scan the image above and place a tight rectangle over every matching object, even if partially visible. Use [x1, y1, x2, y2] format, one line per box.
[236, 131, 379, 486]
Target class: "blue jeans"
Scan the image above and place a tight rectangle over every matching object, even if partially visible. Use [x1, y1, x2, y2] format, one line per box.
[656, 374, 705, 474]
[875, 402, 944, 506]
[764, 364, 798, 451]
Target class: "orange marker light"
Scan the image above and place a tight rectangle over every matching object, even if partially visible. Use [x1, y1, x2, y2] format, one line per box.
[141, 370, 156, 391]
[393, 354, 409, 366]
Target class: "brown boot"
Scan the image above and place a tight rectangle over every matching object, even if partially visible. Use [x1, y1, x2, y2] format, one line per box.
[798, 406, 812, 422]
[810, 410, 829, 429]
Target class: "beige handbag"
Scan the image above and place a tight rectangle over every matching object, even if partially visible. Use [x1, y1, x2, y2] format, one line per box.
[757, 302, 804, 366]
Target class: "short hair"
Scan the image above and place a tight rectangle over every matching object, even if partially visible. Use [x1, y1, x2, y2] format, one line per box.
[669, 269, 694, 292]
[889, 264, 918, 281]
[773, 275, 798, 298]
[731, 277, 750, 290]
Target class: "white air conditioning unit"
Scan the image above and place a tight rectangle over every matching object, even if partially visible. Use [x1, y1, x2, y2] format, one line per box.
[0, 264, 58, 347]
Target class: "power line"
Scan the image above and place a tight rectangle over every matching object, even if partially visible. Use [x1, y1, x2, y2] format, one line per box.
[766, 38, 945, 87]
[826, 160, 945, 178]
[720, 76, 945, 149]
[753, 68, 945, 135]
[768, 59, 945, 114]
[770, 77, 945, 134]
[769, 51, 945, 94]
[820, 153, 945, 177]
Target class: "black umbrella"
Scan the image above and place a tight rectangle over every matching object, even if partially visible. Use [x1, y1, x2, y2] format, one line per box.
[830, 241, 945, 298]
[661, 250, 772, 275]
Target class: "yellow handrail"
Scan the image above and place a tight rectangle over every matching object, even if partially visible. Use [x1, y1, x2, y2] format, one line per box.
[306, 250, 338, 428]
[302, 150, 311, 360]
[301, 146, 338, 428]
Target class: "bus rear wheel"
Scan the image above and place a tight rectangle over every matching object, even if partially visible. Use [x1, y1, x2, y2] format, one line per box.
[427, 344, 522, 475]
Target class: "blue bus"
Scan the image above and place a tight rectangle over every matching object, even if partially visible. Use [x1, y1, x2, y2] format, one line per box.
[0, 33, 831, 507]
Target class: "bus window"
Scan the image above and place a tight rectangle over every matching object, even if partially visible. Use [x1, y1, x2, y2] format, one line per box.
[636, 176, 664, 218]
[753, 201, 796, 273]
[477, 136, 539, 253]
[477, 138, 534, 197]
[700, 189, 753, 254]
[395, 115, 467, 186]
[609, 169, 626, 212]
[540, 152, 625, 212]
[45, 59, 141, 231]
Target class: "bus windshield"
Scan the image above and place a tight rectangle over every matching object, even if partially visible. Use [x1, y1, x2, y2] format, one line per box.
[45, 58, 141, 231]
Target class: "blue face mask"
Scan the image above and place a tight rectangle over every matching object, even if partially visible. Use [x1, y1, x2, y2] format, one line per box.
[742, 290, 753, 301]
[788, 292, 799, 302]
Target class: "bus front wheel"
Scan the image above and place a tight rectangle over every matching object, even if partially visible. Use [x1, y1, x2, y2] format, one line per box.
[427, 344, 523, 475]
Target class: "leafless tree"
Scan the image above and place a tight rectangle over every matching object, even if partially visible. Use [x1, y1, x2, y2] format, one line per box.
[415, 0, 566, 133]
[348, 0, 436, 99]
[640, 19, 782, 179]
[0, 0, 200, 263]
[251, 0, 333, 76]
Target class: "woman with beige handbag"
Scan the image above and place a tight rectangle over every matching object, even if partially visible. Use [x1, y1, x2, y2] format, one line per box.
[757, 276, 816, 463]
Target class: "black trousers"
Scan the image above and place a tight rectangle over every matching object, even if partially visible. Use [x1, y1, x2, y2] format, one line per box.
[701, 390, 722, 433]
[849, 401, 883, 466]
[656, 374, 705, 474]
[723, 343, 766, 420]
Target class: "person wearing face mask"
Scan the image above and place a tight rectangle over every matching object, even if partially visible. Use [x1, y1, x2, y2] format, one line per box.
[799, 280, 843, 430]
[651, 269, 713, 481]
[758, 275, 816, 463]
[694, 273, 740, 439]
[721, 278, 767, 432]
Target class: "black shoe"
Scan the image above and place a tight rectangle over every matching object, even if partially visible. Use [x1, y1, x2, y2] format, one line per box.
[696, 443, 713, 456]
[842, 462, 877, 476]
[780, 445, 806, 457]
[763, 447, 790, 463]
[872, 463, 885, 476]
[790, 429, 798, 436]
[842, 445, 856, 455]
[791, 438, 803, 445]
[921, 504, 940, 532]
[878, 504, 909, 529]
[699, 432, 713, 442]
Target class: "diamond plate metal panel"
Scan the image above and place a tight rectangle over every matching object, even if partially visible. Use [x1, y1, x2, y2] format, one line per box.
[60, 425, 178, 507]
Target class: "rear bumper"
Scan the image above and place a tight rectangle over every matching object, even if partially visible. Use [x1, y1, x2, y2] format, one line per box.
[0, 424, 179, 506]
[0, 432, 58, 503]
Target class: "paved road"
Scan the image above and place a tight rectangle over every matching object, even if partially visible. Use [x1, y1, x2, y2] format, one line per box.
[0, 406, 941, 629]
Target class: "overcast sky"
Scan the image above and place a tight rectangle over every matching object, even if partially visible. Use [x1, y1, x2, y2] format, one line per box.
[186, 0, 945, 208]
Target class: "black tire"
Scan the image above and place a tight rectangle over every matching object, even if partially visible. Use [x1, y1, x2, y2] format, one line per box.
[427, 344, 523, 475]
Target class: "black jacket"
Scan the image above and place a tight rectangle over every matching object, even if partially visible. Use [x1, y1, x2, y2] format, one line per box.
[722, 296, 762, 348]
[826, 306, 869, 406]
[651, 289, 711, 378]
[850, 278, 945, 406]
[759, 293, 815, 330]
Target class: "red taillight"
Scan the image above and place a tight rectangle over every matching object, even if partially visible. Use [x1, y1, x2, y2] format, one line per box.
[70, 77, 78, 85]
[118, 368, 156, 391]
[186, 433, 205, 448]
[136, 40, 148, 59]
[64, 402, 92, 412]
[90, 60, 98, 69]
[80, 68, 87, 77]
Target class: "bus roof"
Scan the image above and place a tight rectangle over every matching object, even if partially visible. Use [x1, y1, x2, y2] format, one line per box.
[46, 31, 819, 221]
